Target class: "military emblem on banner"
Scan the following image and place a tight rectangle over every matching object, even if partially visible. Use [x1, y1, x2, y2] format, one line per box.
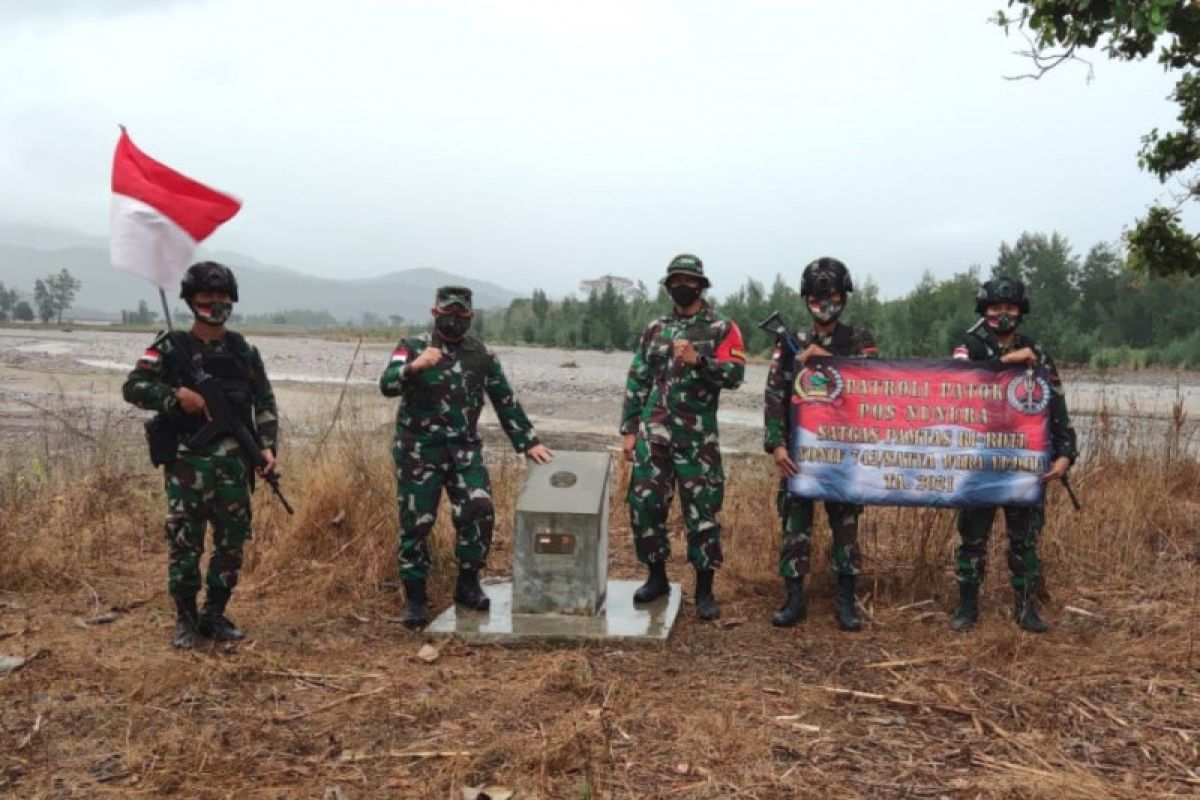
[1006, 371, 1051, 415]
[793, 364, 845, 403]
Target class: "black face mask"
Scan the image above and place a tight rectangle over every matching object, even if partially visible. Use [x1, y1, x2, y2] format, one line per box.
[669, 285, 701, 309]
[986, 312, 1019, 334]
[435, 314, 471, 340]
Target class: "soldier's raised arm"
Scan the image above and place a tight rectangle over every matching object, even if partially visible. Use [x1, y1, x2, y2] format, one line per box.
[695, 320, 746, 390]
[380, 339, 416, 397]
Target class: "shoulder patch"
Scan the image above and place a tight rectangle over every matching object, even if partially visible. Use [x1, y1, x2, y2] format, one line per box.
[136, 348, 162, 369]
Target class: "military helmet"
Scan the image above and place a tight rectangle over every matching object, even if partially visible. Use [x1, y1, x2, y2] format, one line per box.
[801, 257, 853, 297]
[662, 253, 710, 288]
[975, 276, 1030, 315]
[180, 261, 239, 302]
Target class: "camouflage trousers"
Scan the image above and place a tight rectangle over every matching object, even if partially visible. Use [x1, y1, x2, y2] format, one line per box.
[777, 483, 862, 578]
[956, 505, 1043, 589]
[393, 438, 494, 581]
[163, 450, 252, 598]
[627, 436, 724, 570]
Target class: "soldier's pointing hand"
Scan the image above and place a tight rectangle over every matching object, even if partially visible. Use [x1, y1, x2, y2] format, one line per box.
[409, 347, 444, 373]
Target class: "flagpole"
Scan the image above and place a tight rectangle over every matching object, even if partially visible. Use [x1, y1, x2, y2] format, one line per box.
[158, 288, 175, 333]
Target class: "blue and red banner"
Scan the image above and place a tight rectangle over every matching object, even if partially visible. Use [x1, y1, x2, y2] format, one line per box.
[789, 358, 1052, 508]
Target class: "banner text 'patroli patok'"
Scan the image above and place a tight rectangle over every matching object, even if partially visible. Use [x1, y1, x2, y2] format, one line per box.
[789, 358, 1051, 508]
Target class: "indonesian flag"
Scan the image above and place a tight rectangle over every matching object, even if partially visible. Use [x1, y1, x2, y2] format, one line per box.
[109, 127, 242, 290]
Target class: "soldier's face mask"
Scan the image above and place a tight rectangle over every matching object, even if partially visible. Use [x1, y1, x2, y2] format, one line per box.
[434, 310, 472, 340]
[192, 300, 233, 325]
[985, 303, 1020, 334]
[668, 284, 702, 309]
[807, 294, 844, 324]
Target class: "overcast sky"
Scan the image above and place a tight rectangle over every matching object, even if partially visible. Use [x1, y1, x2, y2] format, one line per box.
[0, 0, 1183, 298]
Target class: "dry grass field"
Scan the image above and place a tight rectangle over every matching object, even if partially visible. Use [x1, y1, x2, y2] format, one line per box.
[1, 394, 1198, 799]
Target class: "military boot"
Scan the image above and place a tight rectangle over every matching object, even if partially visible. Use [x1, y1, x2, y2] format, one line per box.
[171, 594, 200, 649]
[199, 588, 245, 641]
[633, 561, 669, 604]
[834, 575, 861, 631]
[771, 577, 807, 627]
[401, 579, 430, 629]
[694, 569, 720, 621]
[949, 582, 980, 631]
[454, 569, 491, 611]
[1013, 588, 1048, 633]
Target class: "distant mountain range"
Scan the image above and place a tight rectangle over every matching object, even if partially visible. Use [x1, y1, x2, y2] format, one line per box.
[0, 222, 519, 323]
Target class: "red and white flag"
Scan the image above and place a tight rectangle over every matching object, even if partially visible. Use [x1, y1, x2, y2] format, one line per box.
[109, 127, 242, 290]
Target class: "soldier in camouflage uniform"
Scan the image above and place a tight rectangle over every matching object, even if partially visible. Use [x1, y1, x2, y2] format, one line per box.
[949, 276, 1077, 633]
[764, 258, 879, 631]
[381, 286, 553, 629]
[620, 254, 746, 621]
[122, 262, 279, 649]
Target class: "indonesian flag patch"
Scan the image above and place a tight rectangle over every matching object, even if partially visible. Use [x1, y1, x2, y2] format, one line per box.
[391, 347, 410, 364]
[137, 348, 162, 369]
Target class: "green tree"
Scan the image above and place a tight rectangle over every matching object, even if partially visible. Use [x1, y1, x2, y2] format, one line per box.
[993, 232, 1079, 358]
[0, 281, 16, 321]
[531, 288, 550, 327]
[122, 299, 158, 326]
[998, 1, 1200, 275]
[33, 279, 53, 323]
[13, 301, 34, 322]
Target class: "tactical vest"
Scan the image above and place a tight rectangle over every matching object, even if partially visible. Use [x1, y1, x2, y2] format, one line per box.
[163, 331, 256, 437]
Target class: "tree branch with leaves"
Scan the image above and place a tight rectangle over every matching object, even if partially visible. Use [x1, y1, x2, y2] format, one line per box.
[999, 0, 1200, 276]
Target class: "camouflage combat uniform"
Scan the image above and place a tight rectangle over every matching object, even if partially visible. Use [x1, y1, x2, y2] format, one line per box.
[380, 333, 540, 581]
[952, 328, 1077, 589]
[122, 331, 278, 599]
[764, 322, 878, 578]
[621, 303, 746, 569]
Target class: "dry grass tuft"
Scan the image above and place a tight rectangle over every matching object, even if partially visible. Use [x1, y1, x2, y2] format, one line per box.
[0, 393, 1197, 798]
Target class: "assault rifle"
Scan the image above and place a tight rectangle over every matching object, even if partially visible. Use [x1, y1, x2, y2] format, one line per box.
[182, 351, 295, 515]
[757, 311, 808, 363]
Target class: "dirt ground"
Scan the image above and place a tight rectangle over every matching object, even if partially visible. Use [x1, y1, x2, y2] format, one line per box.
[1, 327, 1199, 799]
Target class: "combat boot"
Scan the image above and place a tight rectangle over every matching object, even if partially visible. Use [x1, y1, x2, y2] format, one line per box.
[1013, 588, 1048, 633]
[199, 588, 245, 641]
[771, 577, 807, 627]
[949, 582, 980, 631]
[834, 575, 861, 631]
[401, 579, 430, 629]
[454, 569, 491, 611]
[171, 594, 200, 649]
[694, 569, 720, 621]
[633, 561, 669, 604]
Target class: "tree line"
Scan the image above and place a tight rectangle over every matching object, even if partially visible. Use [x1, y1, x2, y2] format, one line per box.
[0, 269, 82, 324]
[476, 232, 1200, 368]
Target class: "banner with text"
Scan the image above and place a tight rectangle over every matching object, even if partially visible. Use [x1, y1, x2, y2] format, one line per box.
[789, 358, 1051, 508]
